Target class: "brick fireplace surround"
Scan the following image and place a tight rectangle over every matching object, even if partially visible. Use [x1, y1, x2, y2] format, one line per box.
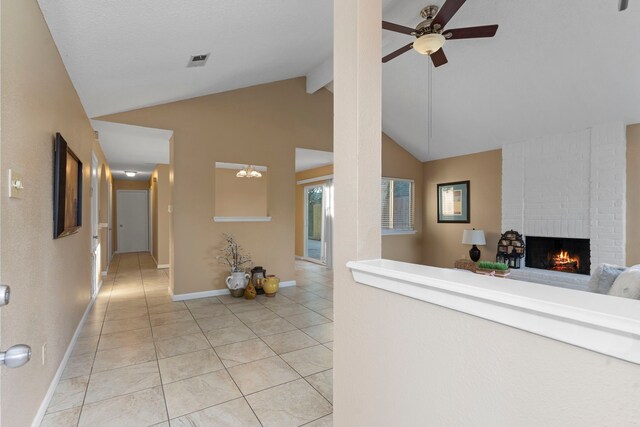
[501, 122, 626, 289]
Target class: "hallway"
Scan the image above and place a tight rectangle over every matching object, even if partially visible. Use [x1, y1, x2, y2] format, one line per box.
[41, 253, 333, 426]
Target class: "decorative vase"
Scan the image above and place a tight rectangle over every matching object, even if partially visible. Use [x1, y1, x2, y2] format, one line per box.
[251, 266, 267, 295]
[226, 271, 250, 298]
[262, 275, 280, 297]
[244, 279, 257, 300]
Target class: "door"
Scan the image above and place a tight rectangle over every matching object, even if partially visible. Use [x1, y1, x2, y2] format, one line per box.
[117, 190, 149, 253]
[304, 184, 326, 263]
[91, 153, 100, 297]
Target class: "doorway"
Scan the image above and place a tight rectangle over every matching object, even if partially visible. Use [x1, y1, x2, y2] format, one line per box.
[303, 182, 333, 266]
[116, 190, 149, 253]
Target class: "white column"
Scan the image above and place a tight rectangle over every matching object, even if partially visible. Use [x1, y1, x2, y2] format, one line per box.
[333, 0, 381, 424]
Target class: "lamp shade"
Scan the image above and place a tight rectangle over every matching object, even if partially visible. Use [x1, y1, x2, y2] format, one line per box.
[462, 229, 486, 246]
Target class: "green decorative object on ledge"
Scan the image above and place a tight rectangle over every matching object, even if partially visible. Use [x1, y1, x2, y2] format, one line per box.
[477, 261, 509, 271]
[476, 261, 511, 278]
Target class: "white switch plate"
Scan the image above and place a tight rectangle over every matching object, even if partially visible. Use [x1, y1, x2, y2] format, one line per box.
[168, 205, 173, 213]
[8, 169, 24, 199]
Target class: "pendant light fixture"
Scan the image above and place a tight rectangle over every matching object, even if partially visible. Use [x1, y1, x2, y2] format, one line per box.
[236, 165, 262, 178]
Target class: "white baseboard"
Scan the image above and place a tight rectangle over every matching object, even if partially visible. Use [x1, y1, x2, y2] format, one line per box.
[296, 256, 327, 266]
[150, 253, 169, 270]
[172, 280, 296, 302]
[280, 280, 296, 289]
[32, 287, 99, 427]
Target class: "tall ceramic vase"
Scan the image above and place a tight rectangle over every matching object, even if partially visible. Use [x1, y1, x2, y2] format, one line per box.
[226, 271, 249, 297]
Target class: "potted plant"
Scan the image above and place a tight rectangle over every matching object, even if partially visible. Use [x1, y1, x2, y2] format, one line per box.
[216, 233, 252, 297]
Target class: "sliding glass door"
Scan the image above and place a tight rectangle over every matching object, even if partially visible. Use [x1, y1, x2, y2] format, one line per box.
[303, 182, 333, 266]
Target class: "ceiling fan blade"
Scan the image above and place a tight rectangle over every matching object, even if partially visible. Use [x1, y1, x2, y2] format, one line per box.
[431, 49, 448, 67]
[382, 21, 415, 35]
[619, 0, 629, 10]
[382, 43, 414, 63]
[443, 25, 498, 40]
[432, 0, 466, 29]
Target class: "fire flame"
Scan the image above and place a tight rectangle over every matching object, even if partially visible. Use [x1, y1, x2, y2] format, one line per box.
[552, 250, 580, 271]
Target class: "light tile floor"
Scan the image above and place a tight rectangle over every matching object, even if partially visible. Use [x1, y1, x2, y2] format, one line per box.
[41, 253, 334, 427]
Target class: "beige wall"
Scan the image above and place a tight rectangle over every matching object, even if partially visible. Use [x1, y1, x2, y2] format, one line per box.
[422, 150, 502, 267]
[295, 165, 334, 257]
[150, 165, 171, 267]
[381, 133, 424, 264]
[0, 0, 111, 425]
[627, 124, 640, 266]
[111, 179, 150, 252]
[99, 78, 334, 295]
[214, 168, 268, 217]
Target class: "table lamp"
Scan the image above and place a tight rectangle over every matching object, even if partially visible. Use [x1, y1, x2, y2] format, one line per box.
[462, 228, 486, 262]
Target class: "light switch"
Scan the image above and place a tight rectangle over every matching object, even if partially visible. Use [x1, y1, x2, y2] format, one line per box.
[168, 205, 173, 213]
[8, 169, 24, 199]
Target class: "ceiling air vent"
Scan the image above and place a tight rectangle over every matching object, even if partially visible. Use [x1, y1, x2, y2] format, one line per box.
[187, 53, 210, 67]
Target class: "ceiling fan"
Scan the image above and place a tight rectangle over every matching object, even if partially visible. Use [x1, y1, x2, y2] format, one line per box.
[382, 0, 498, 67]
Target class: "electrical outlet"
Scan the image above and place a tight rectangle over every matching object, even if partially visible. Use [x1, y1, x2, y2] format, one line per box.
[41, 343, 46, 365]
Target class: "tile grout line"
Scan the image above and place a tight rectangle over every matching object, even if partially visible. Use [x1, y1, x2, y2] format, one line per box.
[74, 254, 121, 427]
[139, 252, 172, 426]
[185, 296, 266, 427]
[215, 291, 333, 421]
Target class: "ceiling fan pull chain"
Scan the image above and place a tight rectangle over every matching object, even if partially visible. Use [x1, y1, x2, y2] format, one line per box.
[427, 60, 432, 160]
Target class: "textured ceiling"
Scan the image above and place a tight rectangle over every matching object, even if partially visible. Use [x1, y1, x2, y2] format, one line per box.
[38, 0, 335, 118]
[41, 0, 640, 162]
[91, 121, 172, 181]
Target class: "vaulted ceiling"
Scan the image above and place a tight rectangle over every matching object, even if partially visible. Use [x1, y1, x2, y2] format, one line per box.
[39, 0, 640, 162]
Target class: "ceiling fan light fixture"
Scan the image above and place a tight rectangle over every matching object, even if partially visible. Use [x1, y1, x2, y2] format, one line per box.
[413, 33, 445, 55]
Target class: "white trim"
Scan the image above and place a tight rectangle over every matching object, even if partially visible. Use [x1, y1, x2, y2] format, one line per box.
[297, 174, 333, 185]
[348, 259, 640, 365]
[157, 264, 170, 269]
[32, 282, 102, 427]
[382, 229, 417, 236]
[213, 216, 272, 222]
[297, 256, 326, 266]
[172, 280, 296, 301]
[215, 162, 267, 172]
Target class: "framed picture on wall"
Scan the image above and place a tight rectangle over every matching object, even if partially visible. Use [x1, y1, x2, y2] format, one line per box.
[437, 180, 470, 223]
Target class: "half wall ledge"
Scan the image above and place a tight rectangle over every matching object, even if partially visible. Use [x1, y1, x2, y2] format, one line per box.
[347, 259, 640, 365]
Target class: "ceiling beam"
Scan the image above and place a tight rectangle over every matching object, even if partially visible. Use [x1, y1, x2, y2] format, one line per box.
[306, 56, 334, 94]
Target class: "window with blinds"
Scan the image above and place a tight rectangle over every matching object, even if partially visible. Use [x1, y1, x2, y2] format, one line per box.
[381, 178, 414, 233]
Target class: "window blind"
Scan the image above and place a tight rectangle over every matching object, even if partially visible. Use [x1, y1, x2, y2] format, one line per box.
[381, 178, 414, 231]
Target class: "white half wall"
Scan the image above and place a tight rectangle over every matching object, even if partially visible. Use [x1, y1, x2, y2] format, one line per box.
[502, 122, 626, 269]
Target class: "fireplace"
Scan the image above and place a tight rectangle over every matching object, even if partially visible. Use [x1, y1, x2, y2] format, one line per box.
[525, 236, 590, 275]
